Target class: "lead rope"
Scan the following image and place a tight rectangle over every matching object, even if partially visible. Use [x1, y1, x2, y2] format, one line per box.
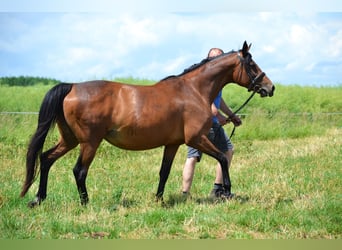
[227, 90, 257, 139]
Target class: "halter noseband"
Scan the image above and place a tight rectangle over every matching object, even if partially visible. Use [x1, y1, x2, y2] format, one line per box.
[237, 52, 265, 92]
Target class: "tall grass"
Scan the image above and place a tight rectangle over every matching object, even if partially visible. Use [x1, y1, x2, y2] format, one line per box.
[0, 81, 341, 239]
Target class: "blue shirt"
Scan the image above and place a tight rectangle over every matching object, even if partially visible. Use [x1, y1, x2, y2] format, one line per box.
[212, 91, 222, 124]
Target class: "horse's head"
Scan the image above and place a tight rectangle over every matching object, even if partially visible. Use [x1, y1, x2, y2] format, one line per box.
[233, 41, 275, 97]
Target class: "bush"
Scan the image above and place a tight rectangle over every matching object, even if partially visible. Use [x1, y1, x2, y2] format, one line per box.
[0, 76, 59, 86]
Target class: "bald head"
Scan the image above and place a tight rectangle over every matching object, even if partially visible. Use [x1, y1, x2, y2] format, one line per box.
[207, 48, 224, 58]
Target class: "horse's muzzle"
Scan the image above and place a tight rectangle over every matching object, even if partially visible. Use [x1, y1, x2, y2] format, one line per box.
[259, 85, 275, 97]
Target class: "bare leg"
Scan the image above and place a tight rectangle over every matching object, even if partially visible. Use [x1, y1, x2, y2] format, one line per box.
[182, 157, 197, 193]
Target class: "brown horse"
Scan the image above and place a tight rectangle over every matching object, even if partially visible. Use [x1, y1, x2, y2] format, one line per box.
[21, 41, 274, 207]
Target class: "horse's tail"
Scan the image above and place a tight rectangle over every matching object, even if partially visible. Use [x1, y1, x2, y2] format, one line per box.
[20, 83, 73, 197]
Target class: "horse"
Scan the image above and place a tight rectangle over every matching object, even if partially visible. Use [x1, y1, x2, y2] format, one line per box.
[20, 41, 275, 207]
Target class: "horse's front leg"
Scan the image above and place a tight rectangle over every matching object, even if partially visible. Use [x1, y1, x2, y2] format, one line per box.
[188, 135, 233, 198]
[207, 149, 233, 198]
[156, 145, 179, 201]
[217, 153, 233, 198]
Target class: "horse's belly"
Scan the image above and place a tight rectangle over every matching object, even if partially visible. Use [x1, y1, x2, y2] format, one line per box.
[104, 128, 167, 150]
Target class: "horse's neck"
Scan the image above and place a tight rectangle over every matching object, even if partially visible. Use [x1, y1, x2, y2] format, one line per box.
[191, 54, 236, 103]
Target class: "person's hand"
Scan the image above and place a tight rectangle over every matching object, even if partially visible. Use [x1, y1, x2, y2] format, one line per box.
[228, 114, 242, 127]
[217, 115, 228, 126]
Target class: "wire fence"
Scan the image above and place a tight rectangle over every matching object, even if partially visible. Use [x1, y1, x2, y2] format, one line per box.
[1, 111, 342, 116]
[0, 111, 39, 115]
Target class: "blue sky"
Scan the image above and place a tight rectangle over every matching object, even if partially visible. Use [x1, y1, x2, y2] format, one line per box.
[0, 1, 341, 86]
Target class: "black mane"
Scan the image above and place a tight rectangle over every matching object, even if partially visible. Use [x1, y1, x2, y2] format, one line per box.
[160, 50, 236, 81]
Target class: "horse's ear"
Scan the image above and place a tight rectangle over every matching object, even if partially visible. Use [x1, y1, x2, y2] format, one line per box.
[242, 41, 250, 57]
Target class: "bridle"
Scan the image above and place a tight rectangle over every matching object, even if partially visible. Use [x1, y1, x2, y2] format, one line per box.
[230, 52, 266, 115]
[226, 52, 266, 138]
[237, 52, 266, 92]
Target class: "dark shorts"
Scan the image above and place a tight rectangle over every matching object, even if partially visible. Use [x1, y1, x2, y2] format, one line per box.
[187, 122, 233, 162]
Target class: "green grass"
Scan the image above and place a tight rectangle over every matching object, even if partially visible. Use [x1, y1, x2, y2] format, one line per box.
[0, 82, 341, 239]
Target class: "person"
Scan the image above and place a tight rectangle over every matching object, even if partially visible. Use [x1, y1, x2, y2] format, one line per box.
[182, 48, 242, 198]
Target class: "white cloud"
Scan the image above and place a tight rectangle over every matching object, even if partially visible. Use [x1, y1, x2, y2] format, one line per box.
[68, 47, 96, 63]
[117, 15, 161, 50]
[328, 30, 342, 58]
[0, 11, 341, 85]
[262, 45, 276, 53]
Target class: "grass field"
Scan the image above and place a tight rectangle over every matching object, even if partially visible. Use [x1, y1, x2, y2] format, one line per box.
[0, 81, 341, 239]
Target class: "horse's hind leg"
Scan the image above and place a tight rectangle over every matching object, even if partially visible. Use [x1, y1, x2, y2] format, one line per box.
[29, 138, 78, 207]
[73, 141, 101, 206]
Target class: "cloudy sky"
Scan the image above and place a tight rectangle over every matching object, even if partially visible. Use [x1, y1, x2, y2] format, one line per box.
[1, 0, 341, 86]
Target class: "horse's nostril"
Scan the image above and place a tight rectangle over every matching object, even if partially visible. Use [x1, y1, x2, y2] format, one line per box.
[259, 89, 268, 97]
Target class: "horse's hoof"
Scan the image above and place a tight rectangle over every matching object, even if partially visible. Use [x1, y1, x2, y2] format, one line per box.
[27, 197, 42, 208]
[80, 198, 89, 206]
[220, 192, 235, 200]
[155, 196, 164, 203]
[155, 192, 164, 203]
[27, 200, 39, 208]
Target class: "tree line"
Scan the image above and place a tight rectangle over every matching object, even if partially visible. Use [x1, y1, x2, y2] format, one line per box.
[0, 76, 59, 86]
